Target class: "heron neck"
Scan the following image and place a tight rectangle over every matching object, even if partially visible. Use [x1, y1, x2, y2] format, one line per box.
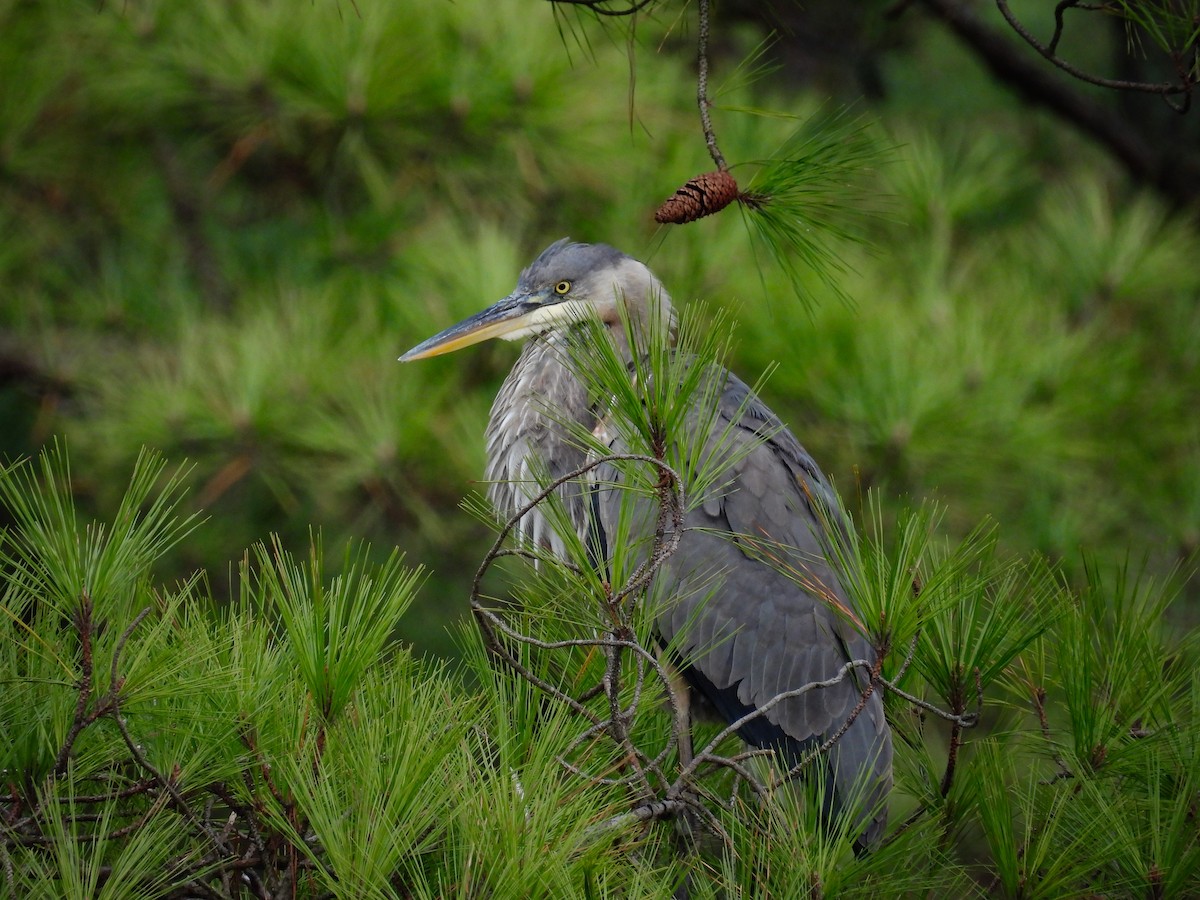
[483, 332, 596, 534]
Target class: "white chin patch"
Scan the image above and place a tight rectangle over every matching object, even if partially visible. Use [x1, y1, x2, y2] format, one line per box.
[499, 300, 593, 341]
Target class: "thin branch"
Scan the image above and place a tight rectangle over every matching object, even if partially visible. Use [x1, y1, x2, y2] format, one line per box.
[68, 778, 158, 806]
[474, 606, 621, 725]
[600, 627, 653, 797]
[610, 466, 685, 606]
[696, 0, 728, 171]
[1050, 0, 1079, 56]
[683, 754, 769, 799]
[889, 631, 920, 684]
[783, 652, 886, 784]
[914, 0, 1200, 204]
[561, 720, 646, 786]
[471, 452, 683, 604]
[54, 594, 96, 775]
[111, 606, 152, 690]
[939, 667, 983, 798]
[113, 716, 237, 879]
[994, 0, 1193, 95]
[1032, 684, 1075, 783]
[877, 674, 979, 727]
[548, 0, 657, 17]
[682, 658, 874, 787]
[491, 546, 585, 577]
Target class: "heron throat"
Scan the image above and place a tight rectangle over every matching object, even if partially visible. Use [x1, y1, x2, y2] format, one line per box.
[483, 331, 597, 555]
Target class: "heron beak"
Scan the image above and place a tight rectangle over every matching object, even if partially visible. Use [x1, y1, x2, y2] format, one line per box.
[399, 290, 572, 361]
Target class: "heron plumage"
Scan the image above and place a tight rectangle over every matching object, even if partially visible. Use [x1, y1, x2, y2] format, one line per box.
[403, 239, 892, 851]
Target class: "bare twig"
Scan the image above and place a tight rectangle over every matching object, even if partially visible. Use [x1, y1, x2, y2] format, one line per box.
[914, 0, 1200, 203]
[548, 0, 657, 17]
[994, 0, 1193, 97]
[1032, 684, 1075, 783]
[684, 754, 769, 799]
[889, 631, 920, 685]
[471, 452, 686, 730]
[69, 779, 158, 806]
[696, 0, 727, 171]
[111, 607, 153, 689]
[682, 658, 874, 787]
[561, 719, 645, 786]
[877, 675, 979, 727]
[784, 652, 887, 784]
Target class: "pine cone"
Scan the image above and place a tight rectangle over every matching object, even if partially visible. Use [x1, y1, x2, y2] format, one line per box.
[654, 169, 740, 224]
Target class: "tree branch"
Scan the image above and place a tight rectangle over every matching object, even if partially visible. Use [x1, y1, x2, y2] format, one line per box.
[548, 0, 657, 18]
[994, 0, 1192, 96]
[913, 0, 1200, 204]
[696, 0, 728, 171]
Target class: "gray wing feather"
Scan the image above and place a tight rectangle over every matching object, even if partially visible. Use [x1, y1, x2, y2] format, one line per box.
[598, 365, 892, 848]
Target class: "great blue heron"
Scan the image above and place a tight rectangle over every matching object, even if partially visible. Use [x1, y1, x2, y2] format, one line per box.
[400, 239, 892, 850]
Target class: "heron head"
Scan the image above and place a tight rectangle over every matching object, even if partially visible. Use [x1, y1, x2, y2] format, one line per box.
[399, 239, 671, 361]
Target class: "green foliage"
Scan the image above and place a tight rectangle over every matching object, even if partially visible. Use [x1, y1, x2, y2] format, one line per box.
[737, 110, 883, 306]
[1, 0, 1199, 894]
[2, 0, 1197, 640]
[252, 533, 422, 722]
[2, 436, 1199, 895]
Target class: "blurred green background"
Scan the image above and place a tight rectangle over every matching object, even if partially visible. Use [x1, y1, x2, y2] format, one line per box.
[2, 0, 1197, 657]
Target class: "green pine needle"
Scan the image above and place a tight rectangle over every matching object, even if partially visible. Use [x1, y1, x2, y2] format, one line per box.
[253, 532, 424, 723]
[737, 109, 885, 309]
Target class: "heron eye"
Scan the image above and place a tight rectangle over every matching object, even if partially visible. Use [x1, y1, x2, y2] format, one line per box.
[554, 280, 572, 295]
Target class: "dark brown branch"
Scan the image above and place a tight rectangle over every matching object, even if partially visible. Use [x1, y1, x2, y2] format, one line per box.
[914, 0, 1200, 204]
[995, 0, 1192, 95]
[938, 667, 983, 798]
[889, 631, 920, 685]
[610, 465, 685, 606]
[878, 674, 978, 726]
[940, 722, 964, 798]
[54, 594, 96, 775]
[1032, 683, 1075, 783]
[548, 0, 657, 17]
[63, 778, 158, 806]
[696, 0, 728, 171]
